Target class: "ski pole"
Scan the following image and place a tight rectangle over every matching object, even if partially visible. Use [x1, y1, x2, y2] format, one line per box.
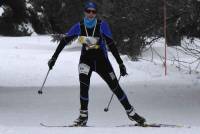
[38, 69, 51, 94]
[104, 75, 122, 112]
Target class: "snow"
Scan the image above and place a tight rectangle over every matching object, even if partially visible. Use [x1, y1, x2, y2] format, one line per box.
[0, 6, 4, 16]
[26, 0, 33, 9]
[0, 36, 200, 133]
[17, 23, 37, 36]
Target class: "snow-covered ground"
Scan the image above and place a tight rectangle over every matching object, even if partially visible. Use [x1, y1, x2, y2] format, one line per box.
[0, 6, 4, 16]
[0, 36, 200, 134]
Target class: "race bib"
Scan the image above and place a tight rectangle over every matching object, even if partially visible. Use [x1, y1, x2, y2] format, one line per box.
[79, 63, 90, 75]
[78, 36, 99, 45]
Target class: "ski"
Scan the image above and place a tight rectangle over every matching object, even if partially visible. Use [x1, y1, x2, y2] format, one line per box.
[117, 123, 190, 128]
[40, 123, 90, 127]
[40, 123, 190, 128]
[40, 123, 68, 127]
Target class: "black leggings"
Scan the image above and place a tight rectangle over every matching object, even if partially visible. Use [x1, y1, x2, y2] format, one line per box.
[78, 55, 132, 111]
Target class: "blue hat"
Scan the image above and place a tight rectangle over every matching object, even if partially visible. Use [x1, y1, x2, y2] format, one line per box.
[84, 1, 97, 10]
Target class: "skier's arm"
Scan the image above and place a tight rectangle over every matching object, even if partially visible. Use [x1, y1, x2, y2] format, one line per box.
[48, 35, 77, 70]
[100, 20, 127, 76]
[51, 22, 81, 60]
[103, 34, 123, 65]
[100, 21, 123, 65]
[103, 34, 127, 76]
[48, 23, 81, 70]
[51, 35, 77, 60]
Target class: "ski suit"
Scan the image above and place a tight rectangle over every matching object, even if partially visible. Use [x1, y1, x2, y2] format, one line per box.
[51, 19, 132, 111]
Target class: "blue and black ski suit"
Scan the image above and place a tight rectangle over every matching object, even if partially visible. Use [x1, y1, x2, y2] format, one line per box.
[51, 19, 132, 111]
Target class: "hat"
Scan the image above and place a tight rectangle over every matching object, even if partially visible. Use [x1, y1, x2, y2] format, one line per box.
[84, 1, 97, 10]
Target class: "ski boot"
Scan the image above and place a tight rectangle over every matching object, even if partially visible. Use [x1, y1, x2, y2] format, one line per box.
[72, 110, 88, 127]
[126, 107, 146, 125]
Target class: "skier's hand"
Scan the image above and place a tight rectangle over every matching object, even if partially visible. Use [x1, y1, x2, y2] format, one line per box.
[48, 58, 56, 70]
[119, 64, 128, 76]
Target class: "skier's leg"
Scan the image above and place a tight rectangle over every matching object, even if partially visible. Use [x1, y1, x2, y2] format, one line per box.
[79, 63, 92, 110]
[96, 60, 132, 110]
[96, 60, 146, 124]
[72, 62, 92, 126]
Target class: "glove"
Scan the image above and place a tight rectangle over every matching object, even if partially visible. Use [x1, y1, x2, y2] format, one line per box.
[48, 58, 56, 70]
[119, 64, 128, 76]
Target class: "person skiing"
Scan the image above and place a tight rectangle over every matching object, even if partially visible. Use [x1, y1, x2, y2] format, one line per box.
[48, 1, 146, 126]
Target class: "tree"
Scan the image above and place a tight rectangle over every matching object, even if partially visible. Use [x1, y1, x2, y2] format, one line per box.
[0, 0, 31, 36]
[0, 0, 199, 59]
[41, 0, 84, 33]
[97, 0, 164, 58]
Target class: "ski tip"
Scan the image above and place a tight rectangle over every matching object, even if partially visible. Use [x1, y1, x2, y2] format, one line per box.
[40, 123, 91, 128]
[40, 123, 68, 127]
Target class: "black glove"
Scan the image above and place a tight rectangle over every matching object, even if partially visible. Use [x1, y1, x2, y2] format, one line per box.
[48, 58, 56, 70]
[119, 64, 128, 76]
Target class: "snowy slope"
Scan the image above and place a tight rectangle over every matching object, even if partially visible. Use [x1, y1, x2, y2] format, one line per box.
[0, 36, 200, 134]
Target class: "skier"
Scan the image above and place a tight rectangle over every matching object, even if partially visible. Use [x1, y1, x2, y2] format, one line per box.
[48, 1, 146, 126]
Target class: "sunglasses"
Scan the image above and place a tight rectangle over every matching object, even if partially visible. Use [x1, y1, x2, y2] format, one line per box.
[85, 9, 97, 14]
